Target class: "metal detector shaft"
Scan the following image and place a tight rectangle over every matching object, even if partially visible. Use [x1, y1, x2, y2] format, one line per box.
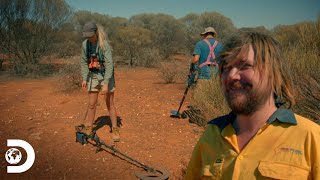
[172, 63, 196, 117]
[85, 133, 156, 173]
[175, 85, 190, 115]
[100, 142, 155, 173]
[76, 129, 170, 179]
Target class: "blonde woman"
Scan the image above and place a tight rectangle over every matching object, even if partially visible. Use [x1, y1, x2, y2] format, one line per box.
[79, 21, 120, 142]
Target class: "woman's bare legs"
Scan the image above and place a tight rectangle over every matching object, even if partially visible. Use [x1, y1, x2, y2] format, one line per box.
[105, 92, 119, 141]
[86, 92, 99, 126]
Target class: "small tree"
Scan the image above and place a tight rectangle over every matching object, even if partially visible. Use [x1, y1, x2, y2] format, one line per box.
[0, 0, 72, 75]
[130, 13, 187, 58]
[116, 26, 152, 66]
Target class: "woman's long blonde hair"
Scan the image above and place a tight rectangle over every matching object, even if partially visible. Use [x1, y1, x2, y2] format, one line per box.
[219, 31, 295, 108]
[95, 24, 107, 52]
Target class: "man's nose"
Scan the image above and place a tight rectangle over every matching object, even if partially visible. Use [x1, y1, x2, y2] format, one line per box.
[227, 67, 241, 81]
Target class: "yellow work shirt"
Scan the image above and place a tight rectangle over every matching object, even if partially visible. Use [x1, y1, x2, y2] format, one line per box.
[185, 108, 320, 180]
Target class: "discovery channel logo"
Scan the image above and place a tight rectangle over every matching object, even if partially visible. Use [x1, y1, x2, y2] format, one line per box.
[4, 139, 35, 173]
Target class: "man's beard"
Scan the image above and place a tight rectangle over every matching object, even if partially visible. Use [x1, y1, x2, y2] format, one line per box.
[224, 81, 271, 115]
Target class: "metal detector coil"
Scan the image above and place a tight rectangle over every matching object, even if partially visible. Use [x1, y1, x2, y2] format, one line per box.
[135, 167, 170, 180]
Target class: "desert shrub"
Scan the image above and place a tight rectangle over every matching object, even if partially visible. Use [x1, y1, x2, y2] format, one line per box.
[175, 64, 190, 83]
[54, 39, 80, 58]
[113, 55, 128, 66]
[159, 62, 178, 84]
[137, 48, 162, 67]
[276, 18, 320, 123]
[130, 13, 187, 58]
[10, 59, 55, 78]
[190, 76, 230, 127]
[115, 26, 152, 66]
[58, 63, 82, 92]
[50, 21, 82, 58]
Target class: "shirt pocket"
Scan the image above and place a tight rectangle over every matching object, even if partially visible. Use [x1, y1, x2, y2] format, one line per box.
[201, 158, 224, 180]
[258, 161, 310, 180]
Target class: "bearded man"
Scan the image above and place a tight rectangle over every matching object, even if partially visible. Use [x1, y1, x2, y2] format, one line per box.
[185, 31, 320, 180]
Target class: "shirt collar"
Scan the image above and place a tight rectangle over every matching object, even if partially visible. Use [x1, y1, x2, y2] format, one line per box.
[208, 108, 297, 130]
[266, 108, 297, 124]
[208, 112, 236, 130]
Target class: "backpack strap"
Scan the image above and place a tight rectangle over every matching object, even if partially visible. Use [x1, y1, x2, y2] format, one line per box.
[199, 39, 219, 68]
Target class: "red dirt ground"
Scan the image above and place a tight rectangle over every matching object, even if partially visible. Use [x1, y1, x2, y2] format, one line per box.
[0, 63, 204, 179]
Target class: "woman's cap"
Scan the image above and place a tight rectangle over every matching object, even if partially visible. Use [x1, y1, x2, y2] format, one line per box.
[82, 22, 97, 38]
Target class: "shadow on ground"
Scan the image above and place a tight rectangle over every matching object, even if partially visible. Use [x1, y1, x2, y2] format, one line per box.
[93, 116, 123, 132]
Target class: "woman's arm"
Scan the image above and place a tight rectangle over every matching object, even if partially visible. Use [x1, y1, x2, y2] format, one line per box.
[80, 40, 89, 82]
[102, 41, 113, 85]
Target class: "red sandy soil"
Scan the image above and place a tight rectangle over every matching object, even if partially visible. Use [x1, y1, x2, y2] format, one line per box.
[0, 60, 204, 179]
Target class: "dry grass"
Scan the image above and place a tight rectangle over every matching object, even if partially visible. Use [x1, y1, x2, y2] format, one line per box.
[282, 19, 320, 123]
[158, 58, 188, 84]
[285, 45, 320, 123]
[190, 77, 230, 127]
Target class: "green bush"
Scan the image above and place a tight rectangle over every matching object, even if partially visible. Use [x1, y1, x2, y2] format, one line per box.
[57, 63, 82, 92]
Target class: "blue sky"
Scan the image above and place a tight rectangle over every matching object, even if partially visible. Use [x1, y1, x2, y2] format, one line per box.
[66, 0, 319, 29]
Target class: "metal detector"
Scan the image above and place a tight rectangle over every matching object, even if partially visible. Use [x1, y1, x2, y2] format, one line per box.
[170, 63, 197, 119]
[170, 86, 189, 119]
[75, 127, 169, 180]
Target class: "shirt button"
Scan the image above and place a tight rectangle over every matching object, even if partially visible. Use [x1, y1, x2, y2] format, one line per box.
[238, 155, 243, 160]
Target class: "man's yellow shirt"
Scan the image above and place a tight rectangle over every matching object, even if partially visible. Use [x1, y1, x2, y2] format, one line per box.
[185, 109, 320, 180]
